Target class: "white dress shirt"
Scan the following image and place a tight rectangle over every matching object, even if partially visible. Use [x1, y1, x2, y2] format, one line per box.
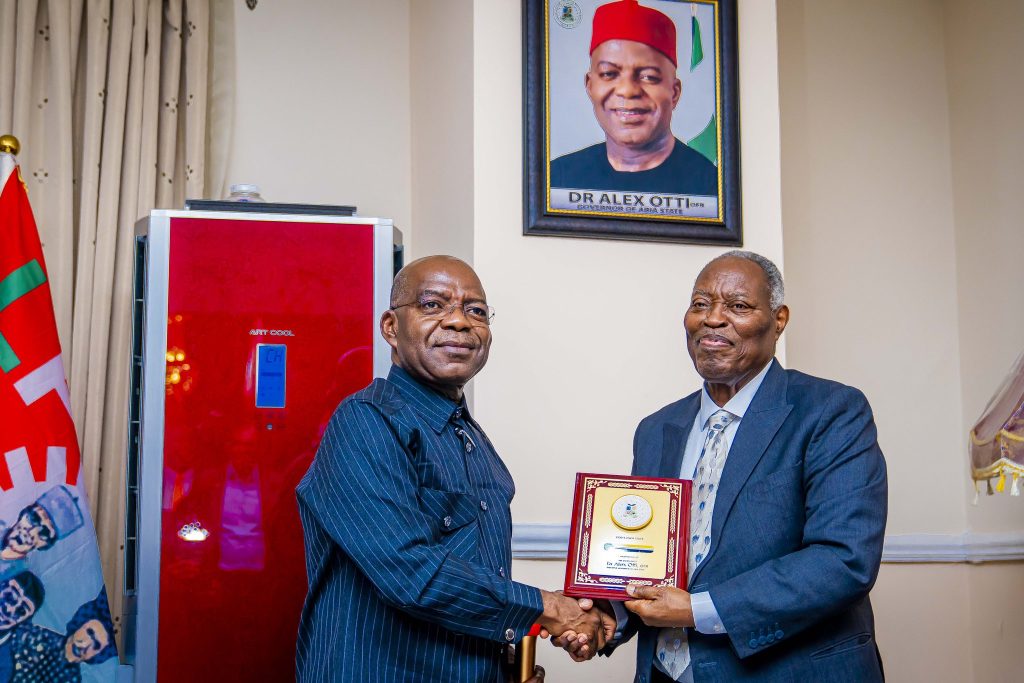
[685, 359, 773, 634]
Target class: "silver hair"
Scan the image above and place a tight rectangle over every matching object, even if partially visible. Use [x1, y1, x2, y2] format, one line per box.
[714, 250, 785, 310]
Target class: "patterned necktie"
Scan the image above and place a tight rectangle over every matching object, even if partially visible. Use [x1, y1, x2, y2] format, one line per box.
[655, 409, 735, 682]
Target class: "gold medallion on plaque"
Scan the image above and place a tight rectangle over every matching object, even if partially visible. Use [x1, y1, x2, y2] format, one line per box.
[610, 494, 653, 531]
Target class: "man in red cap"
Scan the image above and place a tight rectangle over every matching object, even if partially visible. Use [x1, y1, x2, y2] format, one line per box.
[550, 0, 717, 197]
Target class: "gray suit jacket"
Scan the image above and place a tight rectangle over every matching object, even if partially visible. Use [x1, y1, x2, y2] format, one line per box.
[619, 360, 887, 683]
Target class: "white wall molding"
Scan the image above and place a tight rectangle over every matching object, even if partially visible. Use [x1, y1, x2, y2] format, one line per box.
[881, 532, 1024, 563]
[511, 524, 1024, 564]
[511, 524, 570, 560]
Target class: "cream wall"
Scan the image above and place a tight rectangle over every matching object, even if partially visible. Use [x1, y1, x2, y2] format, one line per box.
[410, 0, 475, 261]
[945, 0, 1024, 535]
[872, 563, 973, 682]
[778, 0, 965, 536]
[870, 560, 1024, 682]
[226, 0, 412, 239]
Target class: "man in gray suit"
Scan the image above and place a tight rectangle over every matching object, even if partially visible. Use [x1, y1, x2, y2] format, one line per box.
[557, 250, 887, 682]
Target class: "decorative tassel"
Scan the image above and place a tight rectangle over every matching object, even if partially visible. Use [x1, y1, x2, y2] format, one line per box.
[972, 481, 980, 505]
[1012, 474, 1021, 497]
[996, 471, 1006, 493]
[987, 478, 994, 495]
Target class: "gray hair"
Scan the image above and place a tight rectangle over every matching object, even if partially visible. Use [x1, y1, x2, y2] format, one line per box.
[714, 250, 785, 310]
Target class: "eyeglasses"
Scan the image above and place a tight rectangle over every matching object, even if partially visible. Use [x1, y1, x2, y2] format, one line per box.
[390, 298, 496, 326]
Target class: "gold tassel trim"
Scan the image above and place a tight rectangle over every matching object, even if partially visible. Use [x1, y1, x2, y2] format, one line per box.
[971, 428, 1024, 446]
[972, 457, 1024, 480]
[972, 459, 1024, 498]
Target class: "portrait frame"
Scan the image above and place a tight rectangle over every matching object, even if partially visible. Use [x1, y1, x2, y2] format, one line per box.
[523, 0, 741, 245]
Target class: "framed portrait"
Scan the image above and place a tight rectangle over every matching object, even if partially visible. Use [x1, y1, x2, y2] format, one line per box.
[523, 0, 741, 244]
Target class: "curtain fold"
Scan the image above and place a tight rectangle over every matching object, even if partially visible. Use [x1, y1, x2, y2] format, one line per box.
[0, 0, 215, 647]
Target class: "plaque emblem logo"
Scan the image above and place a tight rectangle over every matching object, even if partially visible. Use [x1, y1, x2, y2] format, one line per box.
[610, 494, 653, 531]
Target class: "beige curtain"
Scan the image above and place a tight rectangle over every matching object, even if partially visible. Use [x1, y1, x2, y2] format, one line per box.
[0, 0, 218, 643]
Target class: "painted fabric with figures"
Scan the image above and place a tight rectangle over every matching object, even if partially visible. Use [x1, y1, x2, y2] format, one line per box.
[0, 149, 117, 681]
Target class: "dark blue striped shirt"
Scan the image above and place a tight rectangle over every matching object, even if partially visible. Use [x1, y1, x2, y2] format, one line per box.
[296, 365, 543, 682]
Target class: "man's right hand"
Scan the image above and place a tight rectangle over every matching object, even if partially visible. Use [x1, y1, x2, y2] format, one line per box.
[537, 593, 616, 661]
[537, 591, 607, 657]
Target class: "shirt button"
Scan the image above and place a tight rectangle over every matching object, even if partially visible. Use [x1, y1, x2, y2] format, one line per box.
[480, 500, 488, 511]
[443, 516, 452, 528]
[498, 567, 506, 577]
[504, 628, 515, 642]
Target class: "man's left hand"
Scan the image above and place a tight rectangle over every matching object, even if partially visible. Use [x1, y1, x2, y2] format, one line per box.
[622, 585, 695, 628]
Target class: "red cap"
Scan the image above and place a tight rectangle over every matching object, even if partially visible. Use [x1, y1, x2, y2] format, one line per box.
[590, 0, 677, 66]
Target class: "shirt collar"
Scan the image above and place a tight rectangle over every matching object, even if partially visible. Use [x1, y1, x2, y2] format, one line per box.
[388, 365, 466, 433]
[698, 359, 775, 429]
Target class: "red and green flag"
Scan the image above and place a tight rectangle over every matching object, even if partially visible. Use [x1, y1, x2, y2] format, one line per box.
[0, 148, 118, 679]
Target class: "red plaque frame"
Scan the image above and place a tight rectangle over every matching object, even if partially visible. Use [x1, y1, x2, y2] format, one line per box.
[563, 472, 690, 600]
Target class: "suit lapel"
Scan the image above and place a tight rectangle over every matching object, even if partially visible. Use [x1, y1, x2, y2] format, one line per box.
[690, 361, 792, 586]
[657, 394, 700, 478]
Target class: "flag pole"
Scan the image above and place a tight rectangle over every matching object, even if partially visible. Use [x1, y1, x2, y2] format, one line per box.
[515, 624, 542, 682]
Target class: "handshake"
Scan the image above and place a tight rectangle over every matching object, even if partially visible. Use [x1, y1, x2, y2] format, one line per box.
[536, 585, 694, 662]
[535, 590, 615, 663]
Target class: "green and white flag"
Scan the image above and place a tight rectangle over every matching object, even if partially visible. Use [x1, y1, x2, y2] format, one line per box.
[680, 2, 717, 167]
[690, 7, 704, 70]
[687, 113, 717, 167]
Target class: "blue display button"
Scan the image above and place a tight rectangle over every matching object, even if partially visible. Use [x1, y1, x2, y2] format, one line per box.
[255, 344, 286, 408]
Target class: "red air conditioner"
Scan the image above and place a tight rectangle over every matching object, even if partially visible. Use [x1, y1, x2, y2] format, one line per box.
[123, 209, 400, 681]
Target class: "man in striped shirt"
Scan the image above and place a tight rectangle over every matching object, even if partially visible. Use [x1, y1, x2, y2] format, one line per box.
[296, 256, 612, 681]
